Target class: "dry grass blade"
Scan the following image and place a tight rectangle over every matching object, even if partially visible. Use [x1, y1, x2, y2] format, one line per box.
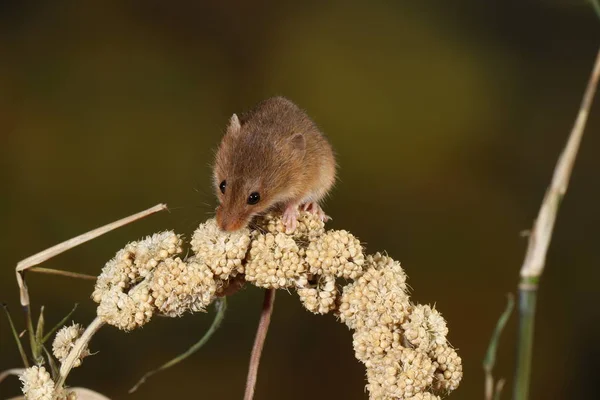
[29, 267, 96, 281]
[0, 368, 25, 384]
[520, 48, 600, 279]
[15, 203, 168, 307]
[514, 47, 600, 400]
[56, 317, 105, 391]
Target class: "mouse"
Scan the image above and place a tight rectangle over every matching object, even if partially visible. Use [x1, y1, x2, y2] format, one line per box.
[213, 96, 336, 232]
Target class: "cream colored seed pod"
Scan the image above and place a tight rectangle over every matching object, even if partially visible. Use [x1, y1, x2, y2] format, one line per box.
[406, 393, 442, 400]
[92, 247, 136, 303]
[255, 211, 326, 241]
[132, 231, 184, 278]
[402, 304, 449, 352]
[338, 252, 411, 330]
[150, 257, 217, 316]
[19, 366, 55, 400]
[352, 324, 402, 367]
[366, 347, 436, 399]
[92, 231, 182, 303]
[52, 323, 90, 367]
[296, 274, 338, 314]
[306, 230, 365, 279]
[430, 344, 463, 393]
[96, 281, 154, 331]
[190, 218, 250, 280]
[245, 232, 307, 289]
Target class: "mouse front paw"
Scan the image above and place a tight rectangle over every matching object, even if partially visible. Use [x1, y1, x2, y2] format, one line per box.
[282, 204, 300, 233]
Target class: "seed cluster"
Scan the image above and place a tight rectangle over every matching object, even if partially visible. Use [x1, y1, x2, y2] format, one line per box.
[19, 366, 55, 400]
[80, 211, 462, 399]
[52, 323, 89, 367]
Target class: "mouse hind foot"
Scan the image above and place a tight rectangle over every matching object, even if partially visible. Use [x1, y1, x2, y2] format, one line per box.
[301, 202, 330, 222]
[283, 202, 330, 233]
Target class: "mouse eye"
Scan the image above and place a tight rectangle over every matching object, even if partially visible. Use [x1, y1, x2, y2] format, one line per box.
[247, 192, 260, 205]
[219, 180, 226, 194]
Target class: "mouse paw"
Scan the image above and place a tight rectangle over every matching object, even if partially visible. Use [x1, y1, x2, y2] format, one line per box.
[282, 205, 300, 233]
[301, 202, 330, 222]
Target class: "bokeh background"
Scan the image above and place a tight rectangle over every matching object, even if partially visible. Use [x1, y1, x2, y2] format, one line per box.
[1, 1, 599, 399]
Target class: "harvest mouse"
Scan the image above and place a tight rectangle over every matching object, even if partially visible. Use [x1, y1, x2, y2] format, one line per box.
[213, 96, 336, 232]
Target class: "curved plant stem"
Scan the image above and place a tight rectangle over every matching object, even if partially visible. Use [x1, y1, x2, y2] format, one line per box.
[483, 294, 514, 400]
[514, 47, 600, 400]
[244, 289, 276, 400]
[129, 298, 228, 393]
[56, 317, 105, 391]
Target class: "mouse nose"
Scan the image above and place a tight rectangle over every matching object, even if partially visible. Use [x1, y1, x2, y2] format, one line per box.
[216, 208, 244, 232]
[219, 218, 243, 232]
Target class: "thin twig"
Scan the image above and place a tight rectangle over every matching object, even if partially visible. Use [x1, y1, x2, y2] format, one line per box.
[15, 203, 167, 307]
[244, 288, 276, 400]
[29, 267, 96, 281]
[514, 48, 600, 400]
[56, 317, 105, 391]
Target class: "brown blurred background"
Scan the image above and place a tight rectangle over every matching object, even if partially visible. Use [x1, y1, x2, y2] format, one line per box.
[1, 1, 599, 399]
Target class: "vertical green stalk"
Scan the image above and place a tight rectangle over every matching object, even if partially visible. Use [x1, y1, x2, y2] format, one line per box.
[514, 279, 538, 400]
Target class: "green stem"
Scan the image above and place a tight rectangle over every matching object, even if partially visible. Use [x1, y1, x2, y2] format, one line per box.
[42, 303, 78, 344]
[590, 0, 600, 20]
[2, 304, 30, 368]
[514, 279, 538, 400]
[25, 305, 43, 364]
[129, 298, 228, 393]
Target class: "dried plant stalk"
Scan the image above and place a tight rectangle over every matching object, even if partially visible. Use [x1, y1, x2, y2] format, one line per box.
[15, 203, 167, 307]
[514, 47, 600, 399]
[244, 288, 276, 400]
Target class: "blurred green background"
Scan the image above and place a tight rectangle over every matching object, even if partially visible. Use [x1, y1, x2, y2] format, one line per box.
[1, 1, 599, 399]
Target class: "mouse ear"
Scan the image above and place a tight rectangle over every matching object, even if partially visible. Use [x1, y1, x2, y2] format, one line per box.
[290, 133, 306, 152]
[227, 113, 241, 135]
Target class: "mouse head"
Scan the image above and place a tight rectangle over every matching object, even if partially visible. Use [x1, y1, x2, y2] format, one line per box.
[213, 113, 306, 232]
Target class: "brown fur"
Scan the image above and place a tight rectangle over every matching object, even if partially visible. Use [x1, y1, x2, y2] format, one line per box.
[213, 97, 336, 231]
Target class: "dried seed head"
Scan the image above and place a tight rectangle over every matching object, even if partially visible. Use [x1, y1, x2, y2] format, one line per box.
[406, 393, 442, 400]
[245, 233, 307, 289]
[254, 211, 325, 240]
[338, 252, 410, 330]
[297, 275, 338, 314]
[430, 344, 463, 393]
[150, 257, 217, 316]
[96, 281, 154, 331]
[52, 323, 90, 367]
[191, 219, 250, 280]
[402, 304, 448, 352]
[92, 231, 182, 303]
[306, 230, 365, 279]
[353, 324, 402, 368]
[20, 366, 55, 400]
[366, 348, 436, 399]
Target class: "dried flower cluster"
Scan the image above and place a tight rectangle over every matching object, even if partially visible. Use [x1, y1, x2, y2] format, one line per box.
[52, 323, 90, 367]
[19, 366, 54, 400]
[19, 366, 76, 400]
[24, 211, 460, 399]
